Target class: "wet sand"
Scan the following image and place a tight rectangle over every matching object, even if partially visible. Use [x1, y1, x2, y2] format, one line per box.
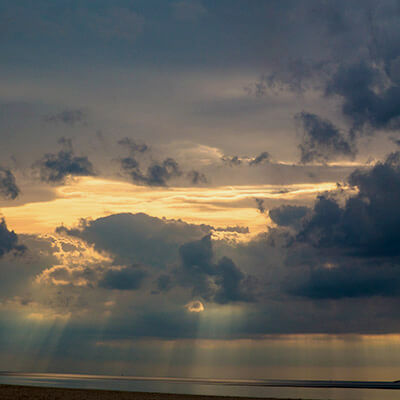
[0, 384, 302, 400]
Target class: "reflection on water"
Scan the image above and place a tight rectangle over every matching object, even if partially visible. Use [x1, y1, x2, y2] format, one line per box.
[1, 373, 400, 400]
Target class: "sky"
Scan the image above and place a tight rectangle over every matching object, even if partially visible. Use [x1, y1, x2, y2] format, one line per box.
[2, 0, 400, 379]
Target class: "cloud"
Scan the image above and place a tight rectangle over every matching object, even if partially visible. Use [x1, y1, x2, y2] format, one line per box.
[121, 156, 182, 186]
[33, 138, 95, 184]
[56, 214, 255, 304]
[222, 152, 271, 168]
[295, 112, 355, 163]
[288, 262, 400, 299]
[174, 235, 257, 304]
[0, 218, 25, 257]
[298, 152, 400, 257]
[326, 61, 400, 133]
[281, 151, 400, 299]
[249, 152, 270, 166]
[0, 167, 19, 199]
[56, 212, 209, 267]
[118, 137, 149, 154]
[221, 155, 242, 167]
[187, 170, 208, 184]
[98, 265, 147, 291]
[269, 205, 309, 227]
[118, 139, 208, 187]
[44, 109, 88, 126]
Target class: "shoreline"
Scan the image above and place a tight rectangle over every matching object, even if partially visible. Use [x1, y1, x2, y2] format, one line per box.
[0, 384, 306, 400]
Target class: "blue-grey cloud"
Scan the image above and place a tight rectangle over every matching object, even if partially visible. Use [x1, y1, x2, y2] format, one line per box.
[298, 152, 400, 257]
[269, 204, 310, 227]
[174, 235, 257, 304]
[121, 156, 182, 186]
[34, 139, 95, 184]
[295, 112, 355, 163]
[0, 167, 19, 199]
[249, 151, 270, 166]
[99, 265, 147, 291]
[0, 219, 25, 257]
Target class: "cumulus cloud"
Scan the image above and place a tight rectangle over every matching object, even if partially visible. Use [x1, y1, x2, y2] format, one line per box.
[280, 151, 400, 299]
[33, 138, 95, 184]
[0, 167, 19, 199]
[56, 213, 256, 304]
[295, 112, 355, 163]
[56, 212, 209, 267]
[298, 152, 400, 256]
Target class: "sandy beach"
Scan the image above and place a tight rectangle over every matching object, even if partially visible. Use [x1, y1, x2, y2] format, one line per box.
[0, 385, 303, 400]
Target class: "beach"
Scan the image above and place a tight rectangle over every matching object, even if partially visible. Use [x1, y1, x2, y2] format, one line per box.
[0, 385, 301, 400]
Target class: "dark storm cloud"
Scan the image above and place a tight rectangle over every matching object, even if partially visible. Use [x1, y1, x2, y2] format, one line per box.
[288, 262, 400, 299]
[295, 112, 355, 163]
[0, 167, 19, 199]
[325, 61, 400, 133]
[33, 139, 95, 184]
[281, 151, 400, 299]
[174, 235, 256, 304]
[249, 151, 270, 166]
[298, 152, 400, 257]
[269, 204, 309, 227]
[99, 265, 147, 291]
[0, 219, 25, 257]
[44, 109, 88, 126]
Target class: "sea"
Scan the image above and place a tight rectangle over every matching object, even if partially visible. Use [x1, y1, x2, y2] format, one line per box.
[1, 372, 400, 400]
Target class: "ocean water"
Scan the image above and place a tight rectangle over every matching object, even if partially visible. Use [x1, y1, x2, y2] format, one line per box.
[1, 373, 400, 400]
